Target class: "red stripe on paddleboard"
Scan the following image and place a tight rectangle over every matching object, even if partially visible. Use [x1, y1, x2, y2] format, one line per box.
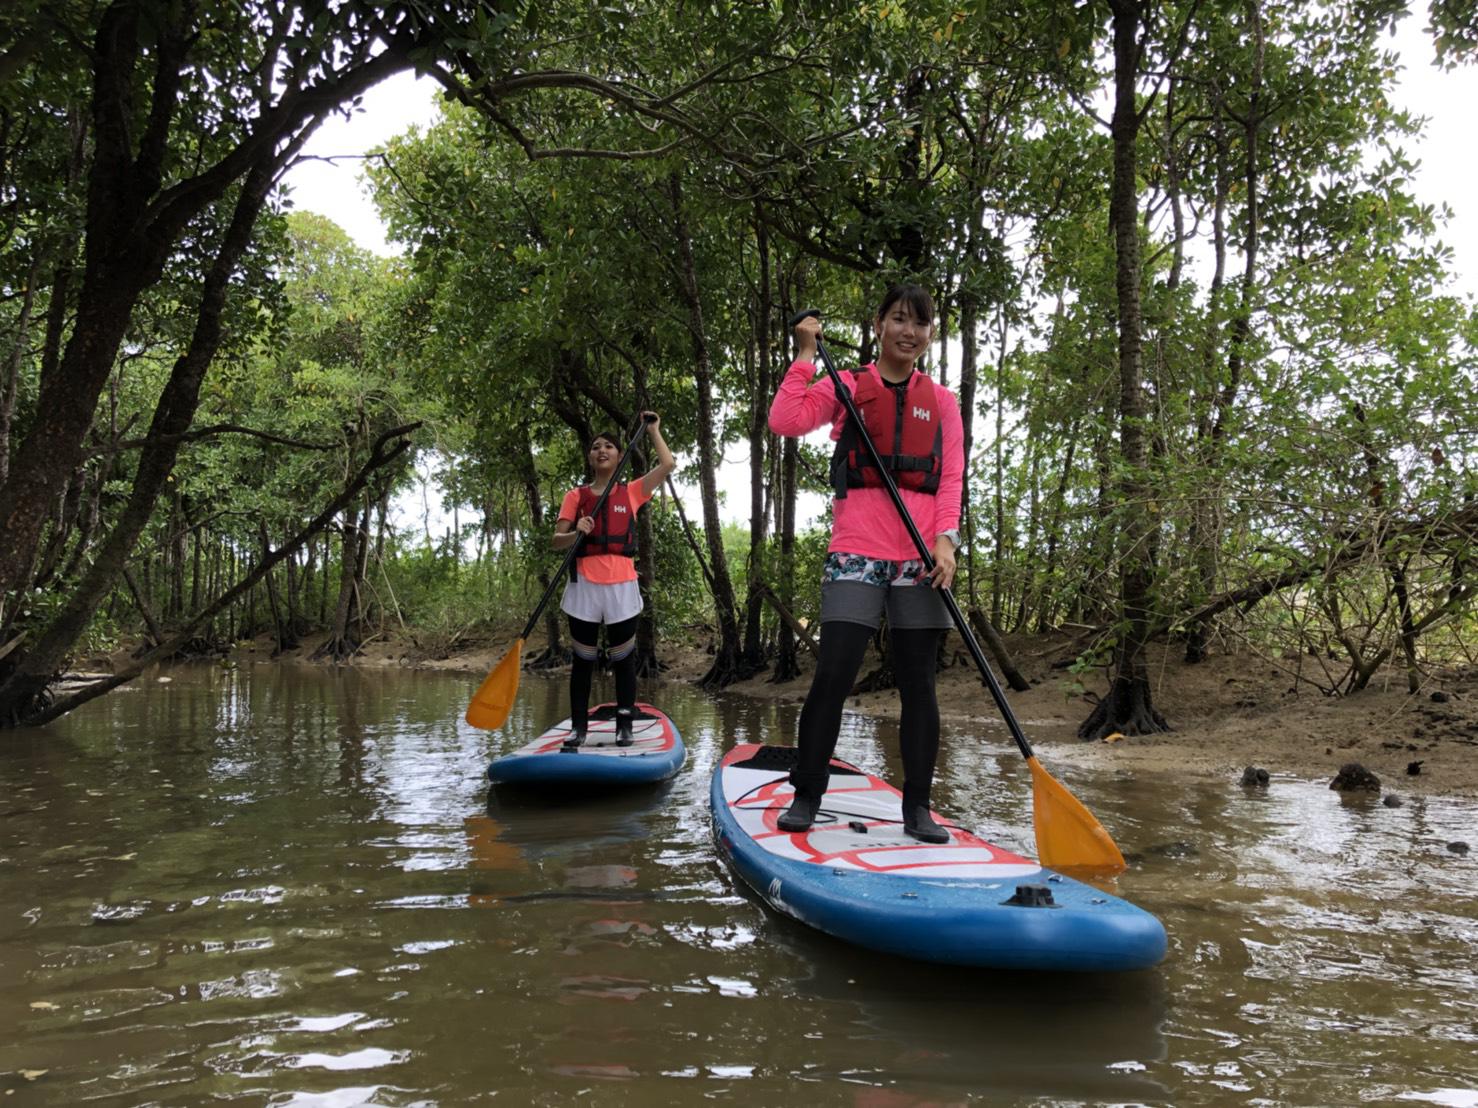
[525, 709, 676, 755]
[727, 770, 1030, 869]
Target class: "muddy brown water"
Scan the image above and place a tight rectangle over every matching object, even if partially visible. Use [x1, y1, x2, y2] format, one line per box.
[1, 664, 1475, 1106]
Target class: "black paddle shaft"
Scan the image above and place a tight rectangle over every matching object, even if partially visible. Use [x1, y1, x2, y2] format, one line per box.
[788, 308, 1035, 761]
[518, 415, 654, 641]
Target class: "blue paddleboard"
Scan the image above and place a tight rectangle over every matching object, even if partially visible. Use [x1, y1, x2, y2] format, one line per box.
[487, 702, 685, 787]
[711, 743, 1167, 972]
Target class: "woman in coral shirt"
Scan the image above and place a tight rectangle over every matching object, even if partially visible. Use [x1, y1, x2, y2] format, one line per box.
[553, 413, 674, 749]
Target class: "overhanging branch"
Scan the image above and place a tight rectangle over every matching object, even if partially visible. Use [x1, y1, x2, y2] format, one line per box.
[22, 422, 420, 725]
[85, 422, 341, 457]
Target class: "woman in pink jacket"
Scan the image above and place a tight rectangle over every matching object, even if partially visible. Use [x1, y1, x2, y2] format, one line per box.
[768, 285, 964, 844]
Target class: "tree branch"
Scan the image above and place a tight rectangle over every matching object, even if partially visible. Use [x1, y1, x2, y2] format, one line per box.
[23, 423, 420, 725]
[85, 423, 341, 458]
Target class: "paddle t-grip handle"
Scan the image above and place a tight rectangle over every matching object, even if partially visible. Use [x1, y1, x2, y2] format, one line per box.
[788, 308, 821, 328]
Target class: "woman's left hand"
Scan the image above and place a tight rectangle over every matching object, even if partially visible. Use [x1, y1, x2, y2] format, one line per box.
[928, 536, 956, 590]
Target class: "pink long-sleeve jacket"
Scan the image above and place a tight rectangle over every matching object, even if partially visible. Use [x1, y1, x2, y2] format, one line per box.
[768, 359, 964, 561]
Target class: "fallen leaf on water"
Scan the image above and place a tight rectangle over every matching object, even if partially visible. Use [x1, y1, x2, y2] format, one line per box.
[28, 1001, 58, 1010]
[1101, 732, 1125, 744]
[20, 1070, 49, 1080]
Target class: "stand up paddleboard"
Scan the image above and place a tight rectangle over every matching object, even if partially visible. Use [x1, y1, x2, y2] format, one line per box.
[712, 743, 1167, 972]
[487, 703, 684, 787]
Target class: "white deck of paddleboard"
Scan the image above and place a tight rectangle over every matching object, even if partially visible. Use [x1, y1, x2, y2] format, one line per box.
[721, 764, 1039, 879]
[510, 712, 674, 758]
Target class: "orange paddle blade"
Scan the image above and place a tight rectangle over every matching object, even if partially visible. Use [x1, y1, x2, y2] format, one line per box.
[1029, 756, 1126, 872]
[465, 638, 524, 731]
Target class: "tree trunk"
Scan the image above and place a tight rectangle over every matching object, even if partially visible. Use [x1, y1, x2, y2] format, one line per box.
[1185, 0, 1264, 664]
[315, 512, 362, 662]
[0, 155, 282, 719]
[0, 6, 417, 724]
[121, 564, 164, 648]
[353, 492, 373, 626]
[992, 310, 1007, 629]
[260, 522, 290, 655]
[741, 211, 773, 672]
[23, 426, 415, 724]
[770, 278, 803, 685]
[517, 426, 563, 670]
[1036, 427, 1077, 632]
[190, 523, 202, 613]
[772, 433, 802, 683]
[667, 171, 751, 688]
[1080, 0, 1170, 741]
[168, 492, 187, 620]
[0, 253, 42, 486]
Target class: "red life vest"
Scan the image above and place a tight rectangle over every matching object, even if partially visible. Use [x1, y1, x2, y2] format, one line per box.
[572, 482, 638, 560]
[830, 366, 944, 498]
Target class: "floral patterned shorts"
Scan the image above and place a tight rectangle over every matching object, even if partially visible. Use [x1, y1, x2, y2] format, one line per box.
[818, 552, 950, 630]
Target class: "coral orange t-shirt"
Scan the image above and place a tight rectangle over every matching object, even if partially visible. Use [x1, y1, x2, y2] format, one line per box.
[558, 481, 653, 584]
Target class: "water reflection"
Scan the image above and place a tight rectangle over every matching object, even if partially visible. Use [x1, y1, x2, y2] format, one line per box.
[0, 663, 1474, 1104]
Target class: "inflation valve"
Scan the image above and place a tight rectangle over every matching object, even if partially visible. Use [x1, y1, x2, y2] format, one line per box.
[1004, 883, 1057, 908]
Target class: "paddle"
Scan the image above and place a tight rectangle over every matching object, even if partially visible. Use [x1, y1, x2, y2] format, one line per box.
[465, 415, 654, 731]
[790, 309, 1125, 872]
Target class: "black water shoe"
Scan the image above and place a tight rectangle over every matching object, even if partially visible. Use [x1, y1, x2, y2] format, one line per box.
[614, 709, 635, 747]
[777, 792, 821, 833]
[561, 726, 587, 753]
[904, 805, 950, 844]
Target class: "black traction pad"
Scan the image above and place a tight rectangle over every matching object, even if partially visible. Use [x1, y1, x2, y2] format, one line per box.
[587, 705, 657, 722]
[730, 744, 865, 776]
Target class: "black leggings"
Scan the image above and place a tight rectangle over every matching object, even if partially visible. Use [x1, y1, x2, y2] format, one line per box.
[567, 614, 638, 729]
[790, 621, 942, 809]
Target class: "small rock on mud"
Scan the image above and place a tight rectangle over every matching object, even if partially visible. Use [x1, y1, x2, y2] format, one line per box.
[1240, 766, 1270, 787]
[1381, 794, 1404, 808]
[1330, 763, 1381, 793]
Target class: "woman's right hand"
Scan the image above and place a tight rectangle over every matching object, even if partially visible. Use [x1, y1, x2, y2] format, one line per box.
[793, 314, 821, 363]
[575, 516, 595, 534]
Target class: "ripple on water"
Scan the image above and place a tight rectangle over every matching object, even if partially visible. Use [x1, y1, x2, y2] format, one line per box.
[3, 667, 1476, 1106]
[281, 1048, 408, 1072]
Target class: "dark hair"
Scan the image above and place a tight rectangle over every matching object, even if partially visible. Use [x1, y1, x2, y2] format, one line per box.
[588, 431, 621, 452]
[876, 284, 934, 325]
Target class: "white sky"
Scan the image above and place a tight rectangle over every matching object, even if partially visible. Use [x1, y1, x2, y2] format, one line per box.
[279, 22, 1478, 533]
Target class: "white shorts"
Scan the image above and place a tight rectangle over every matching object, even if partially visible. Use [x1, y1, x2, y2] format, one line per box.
[560, 576, 643, 625]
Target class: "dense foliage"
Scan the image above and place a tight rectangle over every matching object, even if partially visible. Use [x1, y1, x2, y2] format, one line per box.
[1, 0, 1474, 730]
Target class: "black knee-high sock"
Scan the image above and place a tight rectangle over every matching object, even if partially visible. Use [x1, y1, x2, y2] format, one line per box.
[605, 615, 640, 714]
[789, 621, 873, 798]
[569, 653, 595, 730]
[612, 650, 637, 711]
[892, 627, 943, 809]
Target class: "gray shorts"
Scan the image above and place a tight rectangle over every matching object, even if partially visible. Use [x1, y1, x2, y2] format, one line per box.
[818, 552, 951, 631]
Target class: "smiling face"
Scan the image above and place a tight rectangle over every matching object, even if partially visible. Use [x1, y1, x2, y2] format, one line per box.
[874, 296, 934, 374]
[874, 283, 934, 375]
[587, 433, 620, 476]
